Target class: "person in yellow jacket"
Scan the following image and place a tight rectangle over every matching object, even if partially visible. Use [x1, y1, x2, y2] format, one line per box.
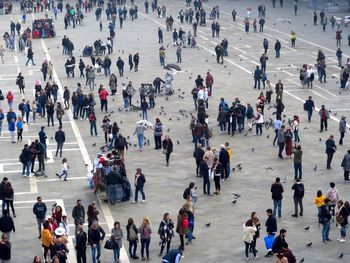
[41, 222, 53, 263]
[290, 31, 296, 47]
[314, 190, 326, 214]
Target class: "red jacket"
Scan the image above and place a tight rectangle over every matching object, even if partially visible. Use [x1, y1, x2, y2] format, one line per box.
[206, 74, 214, 85]
[6, 93, 13, 102]
[99, 90, 109, 100]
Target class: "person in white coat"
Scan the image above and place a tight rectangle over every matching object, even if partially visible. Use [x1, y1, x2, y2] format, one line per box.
[243, 218, 257, 260]
[254, 108, 264, 135]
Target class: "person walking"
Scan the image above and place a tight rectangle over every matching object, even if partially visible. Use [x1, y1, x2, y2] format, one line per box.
[139, 217, 152, 261]
[326, 182, 339, 217]
[126, 218, 139, 260]
[271, 177, 284, 218]
[88, 221, 106, 263]
[110, 221, 123, 263]
[176, 208, 189, 251]
[41, 222, 53, 263]
[341, 149, 350, 181]
[255, 108, 264, 135]
[25, 47, 35, 66]
[272, 117, 282, 146]
[319, 198, 332, 243]
[319, 105, 330, 132]
[304, 96, 315, 122]
[200, 157, 211, 196]
[325, 135, 337, 169]
[55, 158, 70, 181]
[3, 182, 15, 217]
[33, 196, 47, 239]
[0, 233, 11, 263]
[54, 126, 65, 159]
[162, 135, 173, 166]
[133, 123, 147, 151]
[264, 208, 277, 257]
[291, 178, 304, 217]
[76, 225, 87, 263]
[339, 116, 346, 145]
[153, 118, 163, 150]
[158, 212, 174, 257]
[133, 168, 146, 203]
[89, 107, 98, 136]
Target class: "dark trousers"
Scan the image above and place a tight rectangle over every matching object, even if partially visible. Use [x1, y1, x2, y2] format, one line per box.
[179, 234, 184, 249]
[214, 176, 221, 191]
[293, 197, 303, 215]
[339, 132, 345, 145]
[47, 114, 54, 126]
[294, 162, 302, 180]
[245, 241, 256, 258]
[344, 170, 349, 181]
[56, 142, 64, 157]
[278, 142, 285, 157]
[203, 178, 210, 194]
[38, 154, 45, 171]
[326, 152, 334, 168]
[320, 119, 327, 131]
[221, 163, 228, 179]
[154, 135, 161, 149]
[140, 238, 150, 258]
[254, 78, 261, 89]
[134, 186, 145, 202]
[77, 247, 87, 263]
[160, 238, 171, 255]
[129, 240, 137, 258]
[196, 161, 200, 176]
[256, 123, 262, 135]
[100, 99, 108, 112]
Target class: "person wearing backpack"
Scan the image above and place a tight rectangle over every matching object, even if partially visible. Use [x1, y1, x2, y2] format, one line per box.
[126, 218, 139, 259]
[319, 198, 332, 243]
[326, 182, 339, 217]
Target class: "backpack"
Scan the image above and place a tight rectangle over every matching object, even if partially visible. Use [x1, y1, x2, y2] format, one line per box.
[303, 102, 307, 111]
[89, 112, 96, 122]
[328, 189, 338, 202]
[19, 151, 25, 163]
[183, 188, 191, 200]
[18, 103, 24, 111]
[129, 226, 138, 241]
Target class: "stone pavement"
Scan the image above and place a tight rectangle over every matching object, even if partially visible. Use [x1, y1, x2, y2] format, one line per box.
[0, 0, 350, 262]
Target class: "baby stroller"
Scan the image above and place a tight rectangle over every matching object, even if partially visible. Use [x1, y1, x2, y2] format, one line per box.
[82, 45, 93, 56]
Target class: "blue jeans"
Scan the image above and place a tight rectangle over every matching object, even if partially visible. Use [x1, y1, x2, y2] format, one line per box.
[22, 161, 31, 176]
[294, 162, 302, 180]
[142, 110, 148, 120]
[322, 221, 330, 241]
[91, 244, 101, 263]
[107, 184, 119, 205]
[123, 98, 129, 108]
[273, 199, 282, 218]
[58, 170, 68, 180]
[140, 238, 150, 259]
[113, 245, 120, 261]
[90, 121, 97, 135]
[137, 133, 144, 149]
[307, 110, 313, 122]
[340, 225, 347, 238]
[160, 56, 165, 66]
[134, 186, 145, 202]
[73, 105, 78, 117]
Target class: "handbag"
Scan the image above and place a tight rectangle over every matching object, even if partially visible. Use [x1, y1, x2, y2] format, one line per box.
[336, 206, 345, 224]
[104, 239, 115, 250]
[162, 149, 168, 155]
[0, 94, 4, 100]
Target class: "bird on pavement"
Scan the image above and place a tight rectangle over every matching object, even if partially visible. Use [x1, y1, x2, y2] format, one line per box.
[299, 258, 304, 263]
[338, 253, 343, 258]
[304, 226, 310, 230]
[92, 143, 96, 147]
[305, 242, 312, 247]
[205, 223, 211, 227]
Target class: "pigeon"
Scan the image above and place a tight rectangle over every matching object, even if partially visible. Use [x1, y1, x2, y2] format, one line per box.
[167, 128, 170, 132]
[303, 127, 309, 130]
[305, 242, 312, 247]
[233, 193, 241, 198]
[177, 140, 180, 145]
[244, 133, 248, 136]
[266, 167, 273, 171]
[304, 226, 310, 230]
[223, 65, 227, 68]
[282, 176, 288, 183]
[232, 200, 237, 204]
[251, 147, 255, 152]
[266, 134, 270, 139]
[120, 121, 123, 124]
[205, 223, 211, 227]
[133, 144, 137, 147]
[338, 253, 343, 258]
[169, 118, 172, 121]
[231, 167, 236, 171]
[299, 258, 304, 263]
[92, 143, 97, 147]
[319, 138, 322, 141]
[127, 136, 130, 139]
[85, 164, 89, 167]
[313, 164, 317, 171]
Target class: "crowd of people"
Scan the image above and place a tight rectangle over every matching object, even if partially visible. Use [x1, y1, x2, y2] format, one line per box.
[1, 0, 350, 263]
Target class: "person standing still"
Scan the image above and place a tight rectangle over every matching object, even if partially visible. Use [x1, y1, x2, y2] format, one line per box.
[341, 150, 350, 181]
[54, 126, 65, 158]
[291, 179, 304, 217]
[277, 125, 286, 159]
[271, 177, 284, 218]
[292, 145, 303, 180]
[33, 196, 47, 238]
[133, 168, 146, 203]
[325, 135, 337, 169]
[339, 116, 346, 145]
[72, 199, 85, 239]
[318, 105, 330, 132]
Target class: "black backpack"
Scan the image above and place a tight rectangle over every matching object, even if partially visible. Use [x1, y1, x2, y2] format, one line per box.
[183, 188, 191, 199]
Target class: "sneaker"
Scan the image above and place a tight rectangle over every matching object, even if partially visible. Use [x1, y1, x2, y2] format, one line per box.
[55, 173, 59, 177]
[22, 174, 26, 177]
[291, 214, 298, 217]
[338, 239, 346, 243]
[141, 200, 145, 203]
[132, 201, 136, 203]
[337, 237, 342, 241]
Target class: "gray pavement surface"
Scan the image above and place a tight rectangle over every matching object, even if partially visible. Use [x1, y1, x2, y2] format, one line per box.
[0, 0, 350, 262]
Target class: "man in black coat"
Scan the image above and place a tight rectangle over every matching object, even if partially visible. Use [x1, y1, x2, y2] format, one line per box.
[325, 135, 336, 169]
[272, 229, 287, 254]
[199, 157, 211, 196]
[193, 144, 204, 177]
[76, 225, 87, 263]
[271, 177, 284, 218]
[0, 210, 15, 239]
[291, 178, 304, 217]
[219, 145, 229, 180]
[55, 126, 66, 158]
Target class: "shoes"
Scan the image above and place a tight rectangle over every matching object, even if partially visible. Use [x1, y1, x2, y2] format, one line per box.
[133, 256, 139, 259]
[299, 213, 303, 216]
[132, 201, 136, 203]
[326, 238, 332, 242]
[55, 173, 59, 177]
[141, 200, 145, 203]
[291, 214, 298, 217]
[13, 214, 16, 218]
[338, 239, 346, 243]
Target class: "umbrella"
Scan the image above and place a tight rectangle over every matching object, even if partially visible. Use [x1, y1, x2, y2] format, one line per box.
[136, 120, 153, 128]
[163, 64, 182, 71]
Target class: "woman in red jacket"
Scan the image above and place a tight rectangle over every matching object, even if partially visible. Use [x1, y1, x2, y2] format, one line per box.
[6, 91, 14, 109]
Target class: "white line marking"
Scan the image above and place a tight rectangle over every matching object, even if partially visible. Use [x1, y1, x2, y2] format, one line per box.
[234, 47, 247, 54]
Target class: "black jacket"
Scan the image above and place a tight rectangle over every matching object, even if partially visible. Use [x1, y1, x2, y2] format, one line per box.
[219, 149, 229, 164]
[271, 182, 284, 200]
[162, 139, 173, 153]
[76, 231, 87, 250]
[0, 215, 15, 232]
[265, 215, 277, 235]
[88, 226, 106, 245]
[292, 182, 304, 198]
[134, 173, 146, 188]
[33, 202, 47, 219]
[55, 130, 66, 143]
[272, 235, 287, 254]
[199, 160, 209, 178]
[0, 241, 11, 260]
[193, 147, 204, 163]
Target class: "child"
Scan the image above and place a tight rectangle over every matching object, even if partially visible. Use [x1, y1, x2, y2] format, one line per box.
[16, 116, 23, 142]
[55, 158, 70, 181]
